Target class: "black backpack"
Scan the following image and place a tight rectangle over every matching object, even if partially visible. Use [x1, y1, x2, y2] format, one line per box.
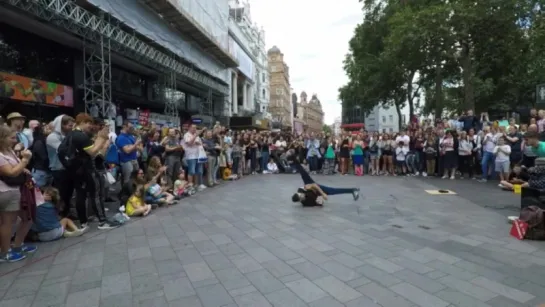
[57, 132, 76, 169]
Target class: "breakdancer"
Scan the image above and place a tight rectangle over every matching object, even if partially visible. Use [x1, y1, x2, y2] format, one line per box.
[288, 151, 360, 207]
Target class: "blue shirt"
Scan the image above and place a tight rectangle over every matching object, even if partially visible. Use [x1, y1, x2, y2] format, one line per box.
[32, 202, 61, 233]
[116, 133, 137, 163]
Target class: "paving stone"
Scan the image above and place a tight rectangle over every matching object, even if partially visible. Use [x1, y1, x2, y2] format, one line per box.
[313, 275, 362, 303]
[245, 269, 285, 294]
[390, 282, 450, 307]
[65, 287, 101, 307]
[356, 282, 414, 307]
[234, 291, 272, 307]
[183, 262, 215, 283]
[285, 278, 328, 303]
[471, 276, 535, 303]
[195, 283, 233, 307]
[435, 289, 493, 307]
[6, 175, 545, 306]
[265, 288, 308, 307]
[318, 260, 360, 282]
[214, 267, 251, 291]
[355, 265, 402, 287]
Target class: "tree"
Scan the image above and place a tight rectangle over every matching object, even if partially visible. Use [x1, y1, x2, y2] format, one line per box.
[322, 124, 332, 134]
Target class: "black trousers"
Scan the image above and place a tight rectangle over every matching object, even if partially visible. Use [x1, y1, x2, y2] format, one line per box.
[52, 170, 75, 217]
[74, 170, 106, 224]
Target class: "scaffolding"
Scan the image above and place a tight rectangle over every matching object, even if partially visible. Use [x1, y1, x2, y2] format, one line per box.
[83, 12, 112, 117]
[200, 89, 213, 118]
[1, 0, 230, 95]
[164, 72, 179, 119]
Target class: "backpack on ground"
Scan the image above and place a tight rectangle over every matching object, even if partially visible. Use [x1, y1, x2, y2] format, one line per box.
[57, 133, 76, 169]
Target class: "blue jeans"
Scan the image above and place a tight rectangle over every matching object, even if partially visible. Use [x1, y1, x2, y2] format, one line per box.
[308, 156, 318, 171]
[32, 169, 52, 188]
[293, 162, 354, 195]
[187, 159, 198, 176]
[481, 151, 495, 179]
[261, 151, 270, 171]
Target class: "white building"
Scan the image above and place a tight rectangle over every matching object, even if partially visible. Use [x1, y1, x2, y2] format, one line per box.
[365, 105, 407, 133]
[227, 0, 270, 117]
[333, 117, 342, 136]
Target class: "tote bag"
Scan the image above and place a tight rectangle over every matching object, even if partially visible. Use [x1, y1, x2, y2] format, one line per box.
[197, 146, 208, 164]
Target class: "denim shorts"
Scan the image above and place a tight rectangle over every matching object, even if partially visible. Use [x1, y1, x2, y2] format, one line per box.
[186, 159, 198, 175]
[38, 226, 64, 242]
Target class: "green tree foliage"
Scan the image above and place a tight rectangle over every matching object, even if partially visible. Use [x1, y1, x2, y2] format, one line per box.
[341, 0, 545, 121]
[322, 124, 332, 134]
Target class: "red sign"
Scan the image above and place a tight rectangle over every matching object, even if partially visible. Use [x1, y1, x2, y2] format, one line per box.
[138, 109, 150, 126]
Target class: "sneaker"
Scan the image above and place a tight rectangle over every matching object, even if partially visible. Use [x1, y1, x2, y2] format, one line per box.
[415, 172, 420, 176]
[81, 223, 89, 230]
[0, 250, 26, 263]
[450, 176, 455, 180]
[352, 188, 360, 201]
[98, 221, 121, 230]
[198, 184, 207, 191]
[422, 172, 427, 177]
[478, 178, 487, 183]
[13, 244, 37, 254]
[119, 205, 126, 213]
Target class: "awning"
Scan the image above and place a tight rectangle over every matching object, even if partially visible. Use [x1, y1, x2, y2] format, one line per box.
[341, 123, 365, 129]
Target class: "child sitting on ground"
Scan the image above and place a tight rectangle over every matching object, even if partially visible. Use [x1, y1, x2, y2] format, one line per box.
[31, 187, 87, 241]
[174, 169, 193, 196]
[126, 185, 152, 217]
[265, 158, 279, 174]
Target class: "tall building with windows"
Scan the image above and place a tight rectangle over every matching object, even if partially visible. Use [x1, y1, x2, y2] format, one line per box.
[297, 91, 324, 134]
[267, 46, 292, 130]
[364, 105, 400, 133]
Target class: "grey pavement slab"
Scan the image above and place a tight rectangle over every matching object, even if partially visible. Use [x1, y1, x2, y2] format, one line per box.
[0, 174, 544, 307]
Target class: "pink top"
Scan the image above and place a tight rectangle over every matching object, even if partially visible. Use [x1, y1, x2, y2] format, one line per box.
[0, 151, 22, 192]
[537, 119, 545, 133]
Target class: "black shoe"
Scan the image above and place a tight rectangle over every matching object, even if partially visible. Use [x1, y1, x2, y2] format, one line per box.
[352, 188, 360, 201]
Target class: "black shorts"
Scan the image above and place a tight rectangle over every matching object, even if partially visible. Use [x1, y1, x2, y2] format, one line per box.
[382, 150, 393, 156]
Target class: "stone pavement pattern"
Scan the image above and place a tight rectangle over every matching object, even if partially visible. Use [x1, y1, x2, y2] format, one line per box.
[0, 175, 544, 307]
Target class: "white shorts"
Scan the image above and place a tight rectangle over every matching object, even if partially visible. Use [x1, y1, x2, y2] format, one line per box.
[495, 160, 510, 173]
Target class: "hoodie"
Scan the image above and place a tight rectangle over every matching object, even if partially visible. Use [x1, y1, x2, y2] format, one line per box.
[46, 115, 67, 171]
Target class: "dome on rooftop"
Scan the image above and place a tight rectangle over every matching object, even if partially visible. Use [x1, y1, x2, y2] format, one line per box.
[268, 45, 281, 54]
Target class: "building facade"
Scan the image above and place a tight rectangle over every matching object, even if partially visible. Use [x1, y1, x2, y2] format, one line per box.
[227, 0, 269, 118]
[364, 105, 401, 133]
[297, 91, 324, 134]
[0, 0, 239, 127]
[332, 117, 342, 136]
[268, 46, 292, 130]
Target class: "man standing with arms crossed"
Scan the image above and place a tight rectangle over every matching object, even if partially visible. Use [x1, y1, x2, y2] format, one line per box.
[183, 125, 204, 192]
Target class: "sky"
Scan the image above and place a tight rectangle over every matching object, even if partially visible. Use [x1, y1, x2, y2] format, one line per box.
[249, 0, 364, 125]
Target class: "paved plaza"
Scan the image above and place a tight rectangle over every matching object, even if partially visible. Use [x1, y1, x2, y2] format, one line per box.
[0, 174, 544, 307]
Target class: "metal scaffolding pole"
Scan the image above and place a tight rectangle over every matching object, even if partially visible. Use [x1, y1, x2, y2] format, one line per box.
[164, 71, 179, 120]
[83, 12, 112, 117]
[200, 89, 213, 117]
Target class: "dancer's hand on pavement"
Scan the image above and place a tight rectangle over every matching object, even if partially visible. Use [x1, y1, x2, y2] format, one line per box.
[322, 194, 328, 200]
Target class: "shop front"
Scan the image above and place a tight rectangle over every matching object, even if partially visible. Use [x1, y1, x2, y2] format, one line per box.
[0, 22, 77, 122]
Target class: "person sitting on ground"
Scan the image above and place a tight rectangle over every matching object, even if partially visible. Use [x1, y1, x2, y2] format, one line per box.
[265, 158, 279, 174]
[146, 156, 175, 206]
[125, 185, 152, 217]
[499, 165, 530, 191]
[31, 187, 87, 241]
[174, 169, 192, 197]
[119, 168, 146, 212]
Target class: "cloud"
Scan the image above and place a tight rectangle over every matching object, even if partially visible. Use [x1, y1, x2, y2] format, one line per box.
[249, 0, 363, 124]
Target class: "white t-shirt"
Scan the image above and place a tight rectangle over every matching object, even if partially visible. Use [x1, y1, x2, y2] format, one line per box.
[494, 145, 511, 162]
[396, 147, 408, 161]
[483, 133, 496, 153]
[183, 132, 200, 160]
[395, 135, 410, 149]
[275, 140, 287, 148]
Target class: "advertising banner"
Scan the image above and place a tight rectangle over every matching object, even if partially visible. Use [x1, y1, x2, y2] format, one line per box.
[0, 71, 74, 107]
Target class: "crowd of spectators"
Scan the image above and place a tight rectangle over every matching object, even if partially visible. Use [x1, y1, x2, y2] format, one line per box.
[0, 107, 543, 263]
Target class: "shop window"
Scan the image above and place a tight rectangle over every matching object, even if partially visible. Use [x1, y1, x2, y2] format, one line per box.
[0, 22, 74, 85]
[112, 67, 146, 97]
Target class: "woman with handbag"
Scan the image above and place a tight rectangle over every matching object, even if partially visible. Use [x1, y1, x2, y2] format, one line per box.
[0, 126, 37, 262]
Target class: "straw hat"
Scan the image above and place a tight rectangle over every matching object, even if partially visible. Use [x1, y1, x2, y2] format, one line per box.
[6, 112, 25, 121]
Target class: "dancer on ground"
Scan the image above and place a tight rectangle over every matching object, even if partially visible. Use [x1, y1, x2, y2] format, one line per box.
[288, 150, 360, 207]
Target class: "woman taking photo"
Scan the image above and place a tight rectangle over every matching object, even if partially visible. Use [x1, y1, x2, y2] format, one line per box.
[0, 126, 37, 262]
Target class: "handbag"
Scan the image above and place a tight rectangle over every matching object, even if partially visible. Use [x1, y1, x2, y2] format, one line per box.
[104, 171, 116, 185]
[197, 146, 208, 164]
[0, 152, 26, 186]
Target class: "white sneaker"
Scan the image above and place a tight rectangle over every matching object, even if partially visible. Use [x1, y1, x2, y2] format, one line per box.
[415, 172, 420, 176]
[119, 205, 126, 213]
[450, 176, 455, 180]
[422, 172, 427, 177]
[198, 184, 207, 191]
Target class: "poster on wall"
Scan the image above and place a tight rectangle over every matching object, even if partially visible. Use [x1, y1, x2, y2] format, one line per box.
[0, 71, 74, 107]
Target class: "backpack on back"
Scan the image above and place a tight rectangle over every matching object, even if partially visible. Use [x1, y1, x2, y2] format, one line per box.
[57, 133, 76, 169]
